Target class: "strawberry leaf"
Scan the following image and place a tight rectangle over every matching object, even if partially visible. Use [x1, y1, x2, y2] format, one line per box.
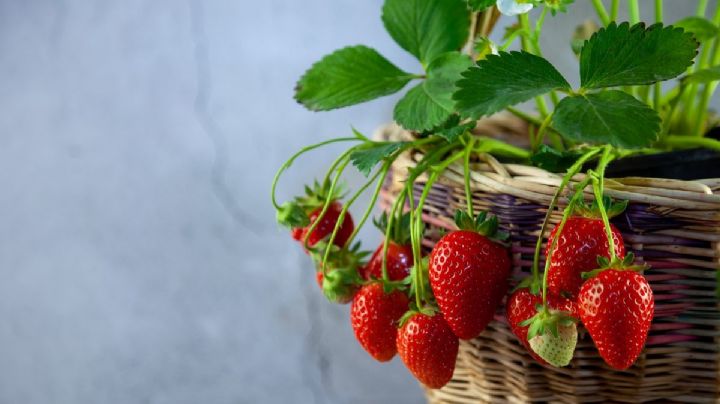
[454, 51, 571, 119]
[382, 0, 470, 64]
[350, 141, 408, 177]
[295, 45, 415, 111]
[530, 145, 584, 172]
[394, 52, 474, 131]
[580, 22, 698, 89]
[421, 114, 476, 143]
[466, 0, 495, 12]
[552, 91, 661, 149]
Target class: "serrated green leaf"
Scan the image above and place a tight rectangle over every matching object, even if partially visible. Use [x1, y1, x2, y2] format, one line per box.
[394, 52, 473, 131]
[674, 16, 719, 42]
[684, 66, 720, 84]
[553, 91, 660, 149]
[295, 45, 414, 111]
[454, 51, 570, 119]
[467, 0, 495, 12]
[436, 120, 476, 142]
[530, 145, 583, 172]
[350, 142, 407, 176]
[580, 22, 699, 89]
[382, 0, 470, 64]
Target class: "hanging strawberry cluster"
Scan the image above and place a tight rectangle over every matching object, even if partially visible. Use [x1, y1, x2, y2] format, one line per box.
[272, 0, 711, 391]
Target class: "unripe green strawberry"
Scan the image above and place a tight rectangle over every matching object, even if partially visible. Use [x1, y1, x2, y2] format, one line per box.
[529, 322, 578, 367]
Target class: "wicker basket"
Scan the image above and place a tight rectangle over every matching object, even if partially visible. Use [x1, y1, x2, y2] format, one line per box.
[376, 119, 720, 403]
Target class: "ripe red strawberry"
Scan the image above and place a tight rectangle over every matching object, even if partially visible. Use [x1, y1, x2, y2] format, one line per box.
[396, 312, 459, 389]
[351, 283, 409, 362]
[429, 211, 510, 339]
[506, 287, 576, 364]
[362, 242, 413, 281]
[546, 216, 625, 298]
[578, 269, 654, 370]
[292, 201, 354, 248]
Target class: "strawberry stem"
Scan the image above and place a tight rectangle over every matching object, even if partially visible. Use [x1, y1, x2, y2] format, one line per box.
[412, 150, 466, 306]
[590, 145, 618, 260]
[271, 136, 358, 210]
[320, 159, 387, 269]
[463, 137, 477, 218]
[541, 176, 593, 310]
[382, 187, 407, 282]
[305, 152, 353, 252]
[344, 160, 392, 247]
[531, 147, 602, 285]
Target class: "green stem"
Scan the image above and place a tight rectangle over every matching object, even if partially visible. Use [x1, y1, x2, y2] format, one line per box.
[382, 188, 407, 282]
[307, 155, 352, 252]
[507, 106, 544, 126]
[542, 176, 593, 309]
[464, 138, 477, 217]
[653, 0, 663, 110]
[663, 135, 720, 151]
[531, 148, 602, 284]
[610, 0, 620, 21]
[591, 0, 610, 26]
[270, 137, 357, 209]
[344, 161, 392, 247]
[519, 14, 549, 117]
[532, 112, 554, 152]
[321, 161, 385, 268]
[591, 146, 617, 259]
[412, 151, 466, 307]
[402, 143, 457, 308]
[628, 0, 640, 24]
[655, 0, 663, 22]
[697, 0, 709, 16]
[475, 137, 531, 159]
[694, 12, 720, 136]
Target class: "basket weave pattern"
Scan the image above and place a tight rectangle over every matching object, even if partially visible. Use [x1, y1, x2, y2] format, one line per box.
[377, 123, 720, 403]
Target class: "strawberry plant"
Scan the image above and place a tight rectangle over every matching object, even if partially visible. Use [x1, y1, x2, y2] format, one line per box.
[272, 0, 718, 389]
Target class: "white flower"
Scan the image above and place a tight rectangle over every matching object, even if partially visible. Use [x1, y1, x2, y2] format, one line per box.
[497, 0, 534, 16]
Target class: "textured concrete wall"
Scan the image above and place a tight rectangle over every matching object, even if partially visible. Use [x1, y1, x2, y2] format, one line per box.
[0, 1, 707, 403]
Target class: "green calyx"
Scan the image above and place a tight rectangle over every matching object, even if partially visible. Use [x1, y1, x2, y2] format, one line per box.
[276, 179, 345, 229]
[520, 306, 577, 341]
[313, 241, 368, 304]
[582, 252, 649, 280]
[572, 195, 628, 220]
[453, 210, 509, 241]
[373, 211, 412, 246]
[397, 300, 437, 328]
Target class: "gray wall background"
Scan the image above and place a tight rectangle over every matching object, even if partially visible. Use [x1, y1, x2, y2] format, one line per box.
[0, 1, 709, 403]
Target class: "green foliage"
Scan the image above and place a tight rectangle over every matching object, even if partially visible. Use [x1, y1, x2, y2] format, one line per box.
[530, 145, 584, 172]
[382, 0, 470, 64]
[394, 52, 474, 131]
[431, 115, 476, 142]
[350, 141, 408, 176]
[454, 51, 570, 119]
[466, 0, 495, 12]
[295, 45, 414, 111]
[553, 91, 661, 148]
[580, 22, 699, 89]
[674, 16, 719, 42]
